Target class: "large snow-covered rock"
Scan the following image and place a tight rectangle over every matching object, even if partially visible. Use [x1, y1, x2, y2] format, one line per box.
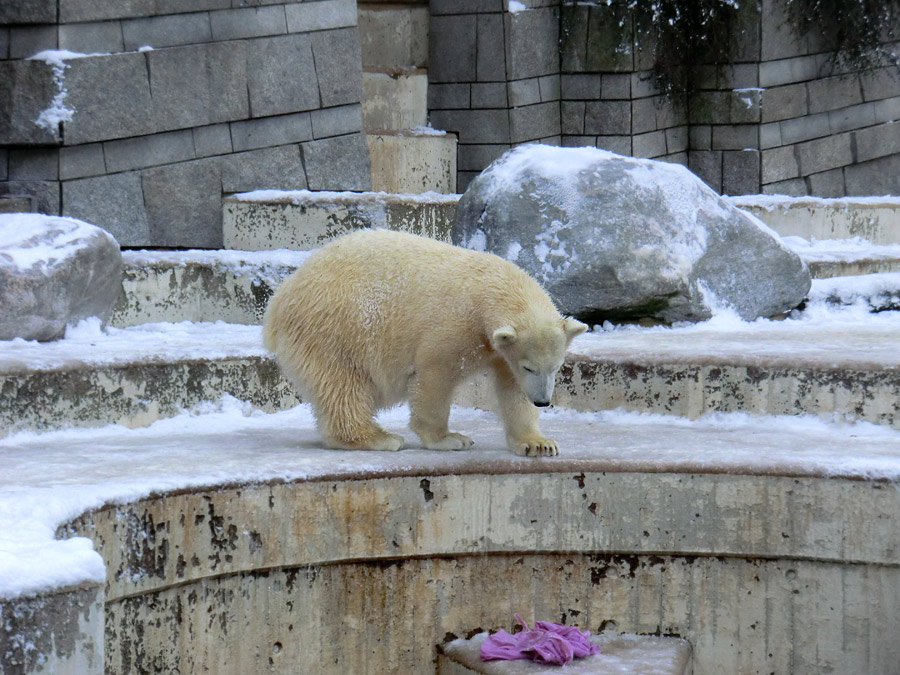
[0, 214, 122, 341]
[451, 145, 811, 323]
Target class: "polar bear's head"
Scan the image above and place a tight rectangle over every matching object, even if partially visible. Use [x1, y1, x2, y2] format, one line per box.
[491, 317, 588, 407]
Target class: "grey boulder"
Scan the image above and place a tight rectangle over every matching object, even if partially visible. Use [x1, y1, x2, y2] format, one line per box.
[0, 214, 123, 341]
[451, 145, 811, 323]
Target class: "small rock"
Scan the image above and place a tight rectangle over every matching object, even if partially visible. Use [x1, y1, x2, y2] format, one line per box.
[0, 214, 123, 341]
[451, 145, 811, 323]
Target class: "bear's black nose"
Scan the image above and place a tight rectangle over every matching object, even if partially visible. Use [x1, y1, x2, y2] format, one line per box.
[534, 401, 550, 408]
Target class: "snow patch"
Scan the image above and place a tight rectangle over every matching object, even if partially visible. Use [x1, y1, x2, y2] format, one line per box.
[509, 0, 528, 12]
[233, 189, 460, 205]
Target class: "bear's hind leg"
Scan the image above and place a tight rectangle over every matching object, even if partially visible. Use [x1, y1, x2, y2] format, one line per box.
[409, 370, 474, 451]
[313, 366, 404, 451]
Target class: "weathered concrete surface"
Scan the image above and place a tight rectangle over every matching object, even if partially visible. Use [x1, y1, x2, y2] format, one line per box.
[552, 358, 900, 428]
[0, 356, 296, 436]
[731, 196, 900, 245]
[807, 256, 900, 279]
[112, 253, 303, 327]
[439, 632, 692, 674]
[362, 69, 428, 132]
[61, 468, 900, 674]
[368, 131, 458, 193]
[223, 190, 459, 250]
[0, 583, 104, 675]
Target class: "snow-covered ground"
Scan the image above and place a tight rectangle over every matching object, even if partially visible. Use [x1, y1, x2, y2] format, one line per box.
[0, 318, 265, 374]
[3, 396, 900, 599]
[572, 299, 900, 370]
[783, 235, 900, 264]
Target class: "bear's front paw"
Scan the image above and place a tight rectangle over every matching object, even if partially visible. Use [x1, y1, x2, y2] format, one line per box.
[424, 432, 474, 451]
[510, 435, 559, 457]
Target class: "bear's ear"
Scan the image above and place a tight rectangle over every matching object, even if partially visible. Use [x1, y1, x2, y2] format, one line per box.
[491, 325, 518, 350]
[563, 317, 588, 340]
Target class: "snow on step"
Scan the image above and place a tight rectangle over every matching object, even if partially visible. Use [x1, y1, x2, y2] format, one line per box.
[0, 320, 296, 436]
[439, 632, 691, 675]
[783, 235, 900, 278]
[559, 303, 900, 427]
[729, 195, 900, 245]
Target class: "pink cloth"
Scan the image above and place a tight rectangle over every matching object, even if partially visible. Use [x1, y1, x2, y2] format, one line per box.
[479, 614, 602, 666]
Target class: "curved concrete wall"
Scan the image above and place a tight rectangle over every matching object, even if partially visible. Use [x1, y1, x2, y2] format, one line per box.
[56, 463, 900, 673]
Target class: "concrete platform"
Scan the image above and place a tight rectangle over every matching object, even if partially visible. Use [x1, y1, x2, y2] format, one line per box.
[5, 302, 900, 434]
[730, 195, 900, 245]
[559, 311, 900, 427]
[439, 632, 692, 675]
[363, 68, 428, 132]
[223, 189, 458, 250]
[0, 322, 296, 436]
[114, 249, 308, 327]
[368, 129, 458, 193]
[3, 405, 900, 674]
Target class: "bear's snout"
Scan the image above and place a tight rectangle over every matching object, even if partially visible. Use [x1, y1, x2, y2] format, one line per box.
[534, 400, 551, 408]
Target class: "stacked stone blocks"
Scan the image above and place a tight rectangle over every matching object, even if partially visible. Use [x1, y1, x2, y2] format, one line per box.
[428, 0, 900, 196]
[428, 0, 561, 190]
[0, 0, 371, 247]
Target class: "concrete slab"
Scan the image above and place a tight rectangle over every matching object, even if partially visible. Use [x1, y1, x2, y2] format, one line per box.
[113, 249, 309, 327]
[784, 235, 900, 278]
[362, 69, 428, 132]
[222, 189, 459, 250]
[367, 130, 458, 193]
[731, 195, 900, 245]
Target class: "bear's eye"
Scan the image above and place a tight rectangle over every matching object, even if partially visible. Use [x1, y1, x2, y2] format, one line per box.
[522, 365, 536, 374]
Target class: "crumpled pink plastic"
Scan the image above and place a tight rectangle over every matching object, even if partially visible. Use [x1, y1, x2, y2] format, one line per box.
[479, 614, 602, 666]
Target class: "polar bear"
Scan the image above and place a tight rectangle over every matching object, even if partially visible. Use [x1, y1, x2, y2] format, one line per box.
[263, 229, 587, 456]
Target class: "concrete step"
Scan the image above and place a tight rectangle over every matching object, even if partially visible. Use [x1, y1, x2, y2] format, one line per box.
[6, 301, 900, 436]
[439, 632, 692, 675]
[4, 402, 900, 673]
[730, 195, 900, 245]
[222, 189, 458, 250]
[0, 322, 297, 436]
[783, 236, 900, 279]
[368, 129, 458, 192]
[114, 249, 308, 327]
[358, 2, 429, 70]
[362, 68, 428, 132]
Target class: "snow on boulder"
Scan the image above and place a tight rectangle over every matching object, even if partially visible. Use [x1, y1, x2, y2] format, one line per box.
[0, 214, 122, 341]
[451, 145, 811, 323]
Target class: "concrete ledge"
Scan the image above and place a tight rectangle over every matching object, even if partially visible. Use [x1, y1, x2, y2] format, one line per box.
[362, 69, 428, 132]
[56, 447, 900, 673]
[0, 355, 296, 436]
[731, 195, 900, 245]
[113, 249, 308, 327]
[439, 632, 692, 674]
[0, 583, 104, 675]
[367, 130, 458, 193]
[223, 189, 459, 250]
[5, 402, 900, 673]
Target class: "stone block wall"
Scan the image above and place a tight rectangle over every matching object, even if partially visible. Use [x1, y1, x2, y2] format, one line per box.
[428, 0, 900, 197]
[428, 0, 561, 190]
[559, 2, 688, 165]
[0, 0, 371, 247]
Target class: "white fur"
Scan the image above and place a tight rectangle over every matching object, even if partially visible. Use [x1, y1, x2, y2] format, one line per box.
[263, 229, 587, 456]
